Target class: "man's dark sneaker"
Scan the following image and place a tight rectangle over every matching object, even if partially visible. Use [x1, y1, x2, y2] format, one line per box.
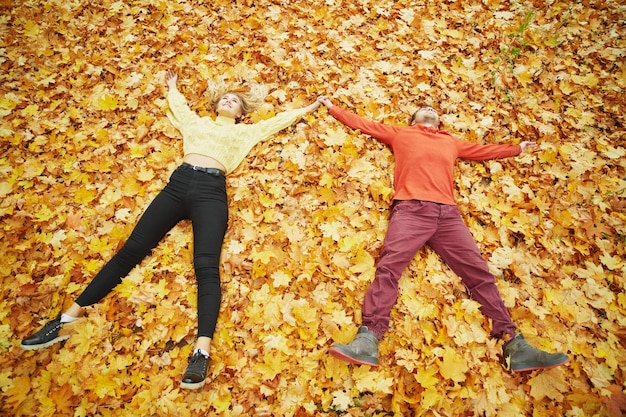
[21, 314, 70, 350]
[329, 326, 379, 367]
[181, 350, 209, 390]
[503, 334, 570, 372]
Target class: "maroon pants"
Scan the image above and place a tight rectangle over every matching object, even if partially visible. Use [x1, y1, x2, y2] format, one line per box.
[362, 200, 517, 340]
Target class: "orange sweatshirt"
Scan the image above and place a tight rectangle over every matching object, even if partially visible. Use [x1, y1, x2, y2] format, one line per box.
[329, 106, 522, 205]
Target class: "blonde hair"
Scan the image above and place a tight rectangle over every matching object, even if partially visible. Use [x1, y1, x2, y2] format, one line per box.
[206, 80, 268, 116]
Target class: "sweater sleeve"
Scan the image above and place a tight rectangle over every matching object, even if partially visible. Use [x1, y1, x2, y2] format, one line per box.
[166, 87, 203, 131]
[456, 140, 522, 160]
[329, 106, 400, 144]
[251, 107, 312, 142]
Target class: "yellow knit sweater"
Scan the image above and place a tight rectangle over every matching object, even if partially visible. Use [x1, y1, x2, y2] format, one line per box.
[166, 87, 310, 174]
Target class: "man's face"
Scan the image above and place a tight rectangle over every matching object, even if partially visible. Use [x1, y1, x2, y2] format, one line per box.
[411, 106, 439, 127]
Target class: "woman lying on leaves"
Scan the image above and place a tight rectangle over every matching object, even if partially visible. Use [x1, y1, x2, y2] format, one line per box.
[21, 70, 321, 390]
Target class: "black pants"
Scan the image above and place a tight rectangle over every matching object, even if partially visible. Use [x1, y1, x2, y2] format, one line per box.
[75, 164, 228, 338]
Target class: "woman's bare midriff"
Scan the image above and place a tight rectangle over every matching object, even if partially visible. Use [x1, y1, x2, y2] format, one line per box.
[183, 154, 227, 173]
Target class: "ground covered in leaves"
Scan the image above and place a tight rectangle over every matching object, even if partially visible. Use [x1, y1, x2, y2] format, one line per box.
[0, 0, 624, 416]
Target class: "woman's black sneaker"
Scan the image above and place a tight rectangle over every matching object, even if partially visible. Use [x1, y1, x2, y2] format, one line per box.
[21, 314, 71, 350]
[181, 350, 209, 390]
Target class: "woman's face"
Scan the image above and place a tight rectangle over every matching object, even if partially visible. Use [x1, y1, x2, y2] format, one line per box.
[216, 93, 244, 119]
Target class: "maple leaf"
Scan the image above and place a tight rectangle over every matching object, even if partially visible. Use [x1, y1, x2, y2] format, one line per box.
[96, 93, 119, 111]
[599, 253, 623, 271]
[206, 385, 233, 414]
[74, 187, 97, 205]
[602, 384, 626, 417]
[331, 389, 353, 411]
[528, 368, 570, 401]
[65, 320, 103, 357]
[254, 351, 285, 381]
[271, 271, 293, 288]
[21, 159, 45, 178]
[352, 366, 393, 394]
[136, 167, 155, 182]
[319, 221, 343, 242]
[3, 375, 31, 411]
[22, 20, 40, 37]
[87, 236, 114, 254]
[320, 126, 350, 147]
[0, 181, 12, 197]
[421, 387, 439, 409]
[438, 347, 469, 382]
[33, 204, 55, 222]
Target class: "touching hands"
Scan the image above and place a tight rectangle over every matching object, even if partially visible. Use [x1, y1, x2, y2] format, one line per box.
[317, 96, 333, 109]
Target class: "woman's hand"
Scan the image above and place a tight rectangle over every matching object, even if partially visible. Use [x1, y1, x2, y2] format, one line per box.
[317, 96, 333, 109]
[519, 141, 537, 153]
[166, 70, 178, 89]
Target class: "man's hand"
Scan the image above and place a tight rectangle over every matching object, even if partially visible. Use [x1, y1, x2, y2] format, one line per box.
[520, 141, 537, 153]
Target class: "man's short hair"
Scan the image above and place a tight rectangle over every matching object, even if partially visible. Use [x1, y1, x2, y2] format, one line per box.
[410, 105, 438, 126]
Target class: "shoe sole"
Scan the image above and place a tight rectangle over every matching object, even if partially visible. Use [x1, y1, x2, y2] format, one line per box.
[180, 379, 206, 390]
[329, 347, 378, 367]
[20, 334, 70, 351]
[510, 356, 571, 372]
